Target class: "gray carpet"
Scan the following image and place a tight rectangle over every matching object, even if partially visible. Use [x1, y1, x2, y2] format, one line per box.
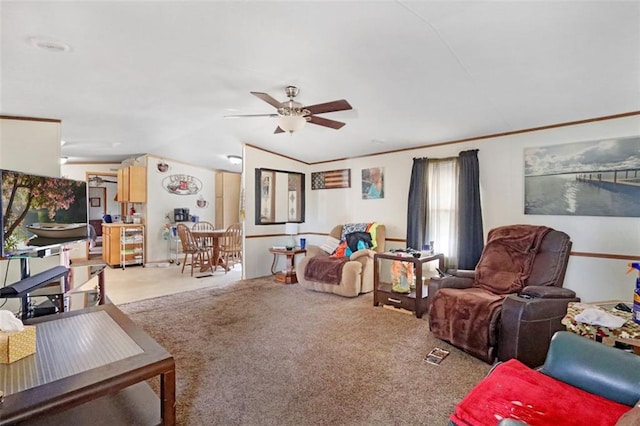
[119, 277, 492, 425]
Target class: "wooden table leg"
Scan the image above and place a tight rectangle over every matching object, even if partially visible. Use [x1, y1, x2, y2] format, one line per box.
[98, 269, 105, 305]
[161, 366, 176, 425]
[199, 251, 214, 273]
[270, 252, 278, 275]
[212, 247, 227, 271]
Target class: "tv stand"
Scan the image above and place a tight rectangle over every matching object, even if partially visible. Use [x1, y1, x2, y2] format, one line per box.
[0, 265, 69, 320]
[1, 255, 107, 320]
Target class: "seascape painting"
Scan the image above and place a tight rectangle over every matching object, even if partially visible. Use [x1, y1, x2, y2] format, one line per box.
[524, 136, 640, 217]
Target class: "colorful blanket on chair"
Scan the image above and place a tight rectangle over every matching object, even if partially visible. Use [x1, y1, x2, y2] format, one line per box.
[304, 256, 349, 285]
[451, 359, 630, 426]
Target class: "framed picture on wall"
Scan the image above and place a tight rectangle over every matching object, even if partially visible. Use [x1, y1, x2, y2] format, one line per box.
[90, 197, 101, 207]
[259, 169, 275, 223]
[362, 167, 384, 199]
[524, 135, 640, 217]
[311, 169, 351, 189]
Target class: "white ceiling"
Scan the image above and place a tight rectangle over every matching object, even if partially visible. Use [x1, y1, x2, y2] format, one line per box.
[2, 1, 639, 172]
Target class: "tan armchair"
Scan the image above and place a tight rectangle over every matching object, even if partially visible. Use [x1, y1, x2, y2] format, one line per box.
[296, 224, 385, 297]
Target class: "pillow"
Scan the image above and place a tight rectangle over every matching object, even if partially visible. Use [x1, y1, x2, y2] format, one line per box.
[320, 236, 341, 254]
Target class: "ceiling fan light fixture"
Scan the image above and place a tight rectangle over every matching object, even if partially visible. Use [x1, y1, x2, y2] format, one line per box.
[277, 115, 306, 133]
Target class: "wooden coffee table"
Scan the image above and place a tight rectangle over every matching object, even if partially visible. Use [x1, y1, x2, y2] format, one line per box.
[0, 304, 175, 425]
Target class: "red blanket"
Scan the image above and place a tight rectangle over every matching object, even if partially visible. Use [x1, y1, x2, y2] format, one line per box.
[304, 256, 349, 285]
[451, 359, 630, 426]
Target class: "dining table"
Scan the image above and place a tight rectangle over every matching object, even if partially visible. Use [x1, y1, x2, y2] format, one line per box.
[191, 229, 228, 273]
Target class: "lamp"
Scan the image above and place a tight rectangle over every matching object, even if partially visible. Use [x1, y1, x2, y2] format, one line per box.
[277, 115, 306, 133]
[227, 155, 242, 165]
[285, 222, 298, 249]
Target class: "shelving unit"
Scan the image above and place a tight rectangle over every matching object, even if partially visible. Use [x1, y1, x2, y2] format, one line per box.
[120, 225, 144, 269]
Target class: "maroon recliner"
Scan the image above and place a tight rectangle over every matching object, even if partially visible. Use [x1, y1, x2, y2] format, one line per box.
[428, 225, 577, 367]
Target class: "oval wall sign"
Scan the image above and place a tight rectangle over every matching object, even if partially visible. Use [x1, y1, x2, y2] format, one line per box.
[163, 174, 202, 195]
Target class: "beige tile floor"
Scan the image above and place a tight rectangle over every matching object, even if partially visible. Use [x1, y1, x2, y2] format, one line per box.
[80, 261, 243, 305]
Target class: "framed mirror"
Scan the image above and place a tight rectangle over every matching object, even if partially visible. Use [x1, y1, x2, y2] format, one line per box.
[255, 168, 305, 225]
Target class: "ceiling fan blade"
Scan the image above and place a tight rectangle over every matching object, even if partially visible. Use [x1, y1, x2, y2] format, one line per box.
[304, 99, 352, 115]
[274, 126, 285, 134]
[308, 115, 346, 130]
[224, 113, 279, 119]
[250, 92, 283, 109]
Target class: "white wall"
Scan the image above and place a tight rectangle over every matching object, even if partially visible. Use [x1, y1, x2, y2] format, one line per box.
[244, 115, 640, 302]
[145, 155, 215, 263]
[0, 117, 61, 177]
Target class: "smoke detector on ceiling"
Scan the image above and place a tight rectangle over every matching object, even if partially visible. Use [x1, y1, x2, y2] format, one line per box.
[29, 37, 71, 53]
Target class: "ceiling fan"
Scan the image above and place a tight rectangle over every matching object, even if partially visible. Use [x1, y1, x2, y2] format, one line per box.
[89, 176, 117, 185]
[228, 86, 352, 134]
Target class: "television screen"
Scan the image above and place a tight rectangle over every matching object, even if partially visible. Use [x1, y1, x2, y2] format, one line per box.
[1, 169, 88, 257]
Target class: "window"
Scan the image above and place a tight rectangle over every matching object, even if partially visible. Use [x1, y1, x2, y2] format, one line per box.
[427, 158, 459, 268]
[407, 150, 482, 270]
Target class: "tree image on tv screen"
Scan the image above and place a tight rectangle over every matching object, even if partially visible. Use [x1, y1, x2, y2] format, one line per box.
[2, 171, 85, 253]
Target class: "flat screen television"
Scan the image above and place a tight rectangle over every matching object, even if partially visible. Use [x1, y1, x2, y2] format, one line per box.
[1, 169, 88, 258]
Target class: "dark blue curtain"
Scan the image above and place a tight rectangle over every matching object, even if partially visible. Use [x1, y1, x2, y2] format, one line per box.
[406, 157, 428, 250]
[457, 149, 484, 269]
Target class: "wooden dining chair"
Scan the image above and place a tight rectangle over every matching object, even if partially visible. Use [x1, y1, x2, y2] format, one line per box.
[191, 221, 215, 251]
[219, 222, 242, 273]
[191, 221, 215, 231]
[176, 223, 211, 276]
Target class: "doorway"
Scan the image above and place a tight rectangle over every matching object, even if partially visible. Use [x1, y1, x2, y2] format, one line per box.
[87, 172, 118, 259]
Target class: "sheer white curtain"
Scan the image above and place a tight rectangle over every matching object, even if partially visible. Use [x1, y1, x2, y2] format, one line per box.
[428, 158, 459, 268]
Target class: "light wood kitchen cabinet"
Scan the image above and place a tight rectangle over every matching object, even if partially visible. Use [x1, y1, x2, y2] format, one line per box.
[117, 166, 146, 203]
[215, 172, 240, 229]
[102, 223, 145, 267]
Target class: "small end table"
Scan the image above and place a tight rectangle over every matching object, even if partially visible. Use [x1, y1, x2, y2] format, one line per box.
[373, 252, 445, 318]
[269, 247, 306, 284]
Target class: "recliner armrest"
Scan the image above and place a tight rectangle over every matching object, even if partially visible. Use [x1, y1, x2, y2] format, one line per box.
[520, 285, 576, 299]
[349, 249, 375, 261]
[304, 245, 328, 258]
[447, 269, 475, 279]
[429, 274, 474, 292]
[540, 331, 640, 406]
[498, 292, 580, 367]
